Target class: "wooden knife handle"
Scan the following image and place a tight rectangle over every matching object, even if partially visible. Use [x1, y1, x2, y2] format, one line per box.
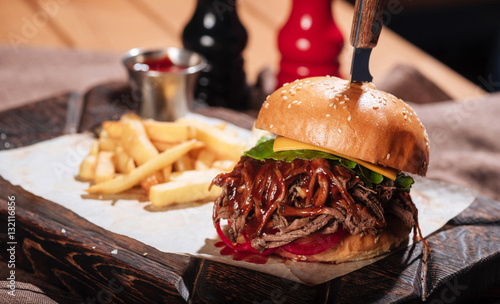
[350, 0, 389, 48]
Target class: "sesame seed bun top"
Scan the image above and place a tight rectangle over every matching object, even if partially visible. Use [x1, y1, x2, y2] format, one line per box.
[255, 76, 430, 175]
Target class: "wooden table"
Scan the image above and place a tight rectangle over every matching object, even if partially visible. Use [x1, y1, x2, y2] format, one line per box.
[0, 0, 485, 100]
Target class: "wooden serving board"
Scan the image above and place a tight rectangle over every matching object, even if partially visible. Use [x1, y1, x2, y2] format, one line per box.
[0, 82, 499, 303]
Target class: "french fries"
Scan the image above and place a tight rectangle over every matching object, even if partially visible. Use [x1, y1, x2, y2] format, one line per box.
[176, 118, 246, 161]
[143, 119, 195, 143]
[94, 151, 115, 184]
[194, 149, 216, 170]
[102, 119, 195, 143]
[80, 114, 245, 207]
[79, 155, 97, 180]
[149, 179, 221, 207]
[114, 145, 136, 173]
[101, 121, 123, 138]
[78, 140, 99, 180]
[86, 140, 196, 194]
[149, 169, 222, 207]
[98, 130, 118, 152]
[120, 119, 159, 166]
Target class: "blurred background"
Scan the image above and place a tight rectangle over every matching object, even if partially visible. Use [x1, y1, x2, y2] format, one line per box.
[373, 0, 500, 93]
[1, 0, 499, 93]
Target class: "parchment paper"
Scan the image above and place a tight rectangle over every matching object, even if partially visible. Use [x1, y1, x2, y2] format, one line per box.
[0, 116, 477, 285]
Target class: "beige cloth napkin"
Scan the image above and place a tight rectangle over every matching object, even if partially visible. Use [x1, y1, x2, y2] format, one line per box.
[412, 94, 500, 202]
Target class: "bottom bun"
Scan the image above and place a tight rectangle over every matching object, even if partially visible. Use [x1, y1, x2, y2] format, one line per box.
[275, 214, 412, 263]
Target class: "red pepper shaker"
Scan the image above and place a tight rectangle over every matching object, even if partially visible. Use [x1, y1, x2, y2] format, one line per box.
[277, 0, 344, 87]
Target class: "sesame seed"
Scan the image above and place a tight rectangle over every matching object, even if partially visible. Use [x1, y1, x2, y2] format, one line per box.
[283, 82, 289, 86]
[305, 80, 311, 83]
[329, 102, 334, 107]
[298, 82, 303, 85]
[270, 124, 273, 128]
[264, 103, 269, 108]
[288, 104, 291, 108]
[386, 153, 391, 159]
[326, 114, 331, 117]
[334, 104, 338, 109]
[340, 100, 345, 104]
[283, 96, 288, 100]
[338, 129, 342, 133]
[281, 90, 287, 94]
[266, 95, 270, 100]
[348, 115, 351, 121]
[343, 106, 348, 109]
[345, 97, 350, 101]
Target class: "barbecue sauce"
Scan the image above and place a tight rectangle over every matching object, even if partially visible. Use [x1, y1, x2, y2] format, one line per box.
[213, 157, 362, 240]
[215, 241, 269, 264]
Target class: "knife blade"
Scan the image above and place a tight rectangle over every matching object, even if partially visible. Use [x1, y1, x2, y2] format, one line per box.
[350, 0, 388, 83]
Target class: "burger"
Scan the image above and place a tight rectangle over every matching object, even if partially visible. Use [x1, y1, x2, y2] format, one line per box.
[210, 76, 430, 263]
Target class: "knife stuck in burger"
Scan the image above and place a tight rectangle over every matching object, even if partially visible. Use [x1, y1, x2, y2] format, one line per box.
[210, 0, 430, 265]
[210, 76, 430, 263]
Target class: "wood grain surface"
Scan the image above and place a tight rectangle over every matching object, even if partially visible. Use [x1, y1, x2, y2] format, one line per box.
[0, 84, 499, 303]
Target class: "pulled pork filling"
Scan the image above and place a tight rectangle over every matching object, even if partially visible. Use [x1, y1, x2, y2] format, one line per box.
[211, 156, 419, 252]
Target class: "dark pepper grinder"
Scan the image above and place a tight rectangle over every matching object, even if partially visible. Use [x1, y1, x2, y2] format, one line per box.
[182, 0, 250, 109]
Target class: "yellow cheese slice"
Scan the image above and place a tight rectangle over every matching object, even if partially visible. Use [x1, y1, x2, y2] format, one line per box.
[273, 136, 398, 180]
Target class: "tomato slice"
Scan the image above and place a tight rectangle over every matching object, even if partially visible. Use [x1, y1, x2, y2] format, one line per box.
[281, 229, 346, 255]
[215, 221, 277, 256]
[216, 221, 346, 256]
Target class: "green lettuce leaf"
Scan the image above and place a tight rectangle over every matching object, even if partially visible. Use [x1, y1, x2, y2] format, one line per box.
[395, 174, 414, 192]
[244, 137, 414, 189]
